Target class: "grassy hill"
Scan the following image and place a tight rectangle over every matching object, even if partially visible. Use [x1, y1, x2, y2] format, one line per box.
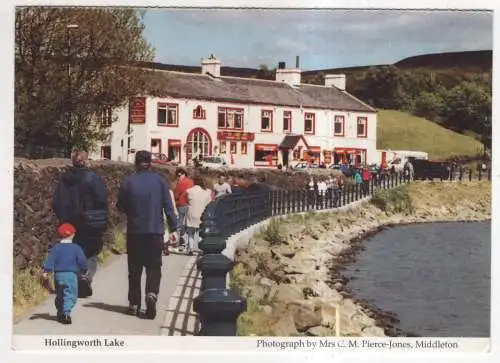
[377, 109, 484, 160]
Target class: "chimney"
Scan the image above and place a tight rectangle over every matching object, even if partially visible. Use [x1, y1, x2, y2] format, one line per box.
[324, 74, 346, 91]
[295, 55, 300, 68]
[275, 59, 301, 86]
[201, 54, 221, 78]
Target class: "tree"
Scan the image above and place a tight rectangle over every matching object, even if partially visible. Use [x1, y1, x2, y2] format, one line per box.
[256, 64, 275, 80]
[15, 7, 155, 157]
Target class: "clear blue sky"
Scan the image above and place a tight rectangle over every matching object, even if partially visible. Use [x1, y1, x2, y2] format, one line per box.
[141, 9, 492, 71]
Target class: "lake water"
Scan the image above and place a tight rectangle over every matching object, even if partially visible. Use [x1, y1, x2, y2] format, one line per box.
[343, 221, 491, 337]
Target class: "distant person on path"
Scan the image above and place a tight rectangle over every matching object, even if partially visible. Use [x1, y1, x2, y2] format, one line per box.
[164, 180, 179, 255]
[173, 168, 194, 252]
[213, 174, 232, 198]
[52, 150, 108, 298]
[331, 175, 340, 207]
[404, 160, 414, 182]
[317, 178, 327, 206]
[117, 151, 179, 319]
[41, 223, 88, 325]
[184, 175, 213, 255]
[361, 167, 372, 194]
[354, 169, 362, 187]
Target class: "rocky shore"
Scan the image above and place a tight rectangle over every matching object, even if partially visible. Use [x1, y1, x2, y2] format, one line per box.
[231, 181, 491, 337]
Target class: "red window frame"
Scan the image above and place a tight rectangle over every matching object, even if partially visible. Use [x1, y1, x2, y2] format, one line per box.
[283, 110, 292, 133]
[261, 109, 273, 132]
[150, 138, 162, 154]
[357, 117, 368, 138]
[219, 140, 227, 154]
[100, 146, 111, 159]
[241, 142, 248, 155]
[304, 112, 316, 135]
[334, 115, 345, 137]
[193, 105, 206, 120]
[230, 141, 237, 154]
[167, 139, 182, 164]
[217, 107, 244, 131]
[157, 102, 179, 127]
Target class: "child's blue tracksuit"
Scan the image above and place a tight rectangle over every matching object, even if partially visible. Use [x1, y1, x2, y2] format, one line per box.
[43, 239, 88, 315]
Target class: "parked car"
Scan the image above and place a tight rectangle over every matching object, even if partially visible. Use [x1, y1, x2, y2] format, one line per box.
[385, 157, 406, 174]
[200, 155, 229, 170]
[151, 153, 169, 164]
[412, 159, 451, 181]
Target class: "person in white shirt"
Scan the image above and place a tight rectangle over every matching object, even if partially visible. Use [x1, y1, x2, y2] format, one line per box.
[317, 179, 328, 207]
[213, 174, 232, 199]
[185, 175, 213, 255]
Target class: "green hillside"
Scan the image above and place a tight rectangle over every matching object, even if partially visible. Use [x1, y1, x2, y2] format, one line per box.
[377, 109, 483, 160]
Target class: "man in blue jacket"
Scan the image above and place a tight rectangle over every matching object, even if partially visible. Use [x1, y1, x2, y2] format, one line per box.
[117, 150, 179, 319]
[52, 151, 108, 299]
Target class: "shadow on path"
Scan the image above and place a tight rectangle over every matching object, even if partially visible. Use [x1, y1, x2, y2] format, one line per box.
[82, 302, 129, 315]
[29, 313, 58, 322]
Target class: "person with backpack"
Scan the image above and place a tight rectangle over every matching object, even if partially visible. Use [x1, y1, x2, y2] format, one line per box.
[117, 150, 179, 319]
[52, 151, 108, 298]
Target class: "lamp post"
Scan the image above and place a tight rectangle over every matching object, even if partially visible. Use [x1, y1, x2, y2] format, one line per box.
[65, 24, 78, 157]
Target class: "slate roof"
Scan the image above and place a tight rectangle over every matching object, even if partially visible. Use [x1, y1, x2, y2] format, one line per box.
[279, 135, 310, 149]
[144, 70, 376, 113]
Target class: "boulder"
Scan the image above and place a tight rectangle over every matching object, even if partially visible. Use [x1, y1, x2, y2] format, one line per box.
[361, 325, 386, 337]
[287, 300, 323, 332]
[272, 284, 305, 302]
[269, 315, 298, 336]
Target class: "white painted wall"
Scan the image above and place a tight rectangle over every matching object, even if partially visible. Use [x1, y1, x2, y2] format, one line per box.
[94, 95, 378, 167]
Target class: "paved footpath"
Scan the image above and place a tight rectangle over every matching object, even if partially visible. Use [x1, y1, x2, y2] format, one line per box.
[13, 253, 201, 336]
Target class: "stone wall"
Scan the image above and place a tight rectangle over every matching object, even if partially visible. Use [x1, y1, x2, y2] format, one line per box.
[230, 181, 491, 337]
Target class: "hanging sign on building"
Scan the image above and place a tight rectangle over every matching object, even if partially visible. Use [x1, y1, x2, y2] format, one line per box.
[129, 97, 146, 124]
[217, 131, 255, 141]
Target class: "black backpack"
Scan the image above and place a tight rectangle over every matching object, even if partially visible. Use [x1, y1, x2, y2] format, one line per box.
[77, 171, 108, 231]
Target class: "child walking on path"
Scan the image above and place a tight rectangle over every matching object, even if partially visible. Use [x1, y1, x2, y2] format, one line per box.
[42, 223, 88, 325]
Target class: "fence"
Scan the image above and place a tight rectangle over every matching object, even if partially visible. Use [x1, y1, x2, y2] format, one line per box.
[192, 168, 491, 336]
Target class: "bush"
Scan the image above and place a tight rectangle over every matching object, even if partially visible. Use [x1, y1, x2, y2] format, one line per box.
[261, 218, 286, 245]
[371, 186, 414, 214]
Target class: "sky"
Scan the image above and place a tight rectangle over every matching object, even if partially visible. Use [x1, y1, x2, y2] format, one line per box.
[141, 8, 492, 71]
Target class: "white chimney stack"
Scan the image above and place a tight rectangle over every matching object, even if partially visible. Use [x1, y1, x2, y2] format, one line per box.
[324, 74, 346, 91]
[275, 59, 301, 86]
[201, 54, 221, 78]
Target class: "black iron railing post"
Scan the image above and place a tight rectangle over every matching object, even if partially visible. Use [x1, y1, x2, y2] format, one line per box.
[194, 199, 247, 336]
[469, 168, 473, 182]
[459, 167, 463, 182]
[488, 168, 491, 181]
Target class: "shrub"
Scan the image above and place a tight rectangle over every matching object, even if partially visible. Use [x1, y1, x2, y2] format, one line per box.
[371, 186, 414, 214]
[261, 218, 286, 245]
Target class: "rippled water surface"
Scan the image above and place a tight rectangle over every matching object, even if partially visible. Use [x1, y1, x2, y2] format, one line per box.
[343, 221, 491, 337]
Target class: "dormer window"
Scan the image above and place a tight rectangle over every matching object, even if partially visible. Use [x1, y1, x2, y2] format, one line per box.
[193, 105, 206, 119]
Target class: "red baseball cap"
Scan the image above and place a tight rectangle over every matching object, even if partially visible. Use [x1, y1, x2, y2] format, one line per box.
[57, 223, 76, 238]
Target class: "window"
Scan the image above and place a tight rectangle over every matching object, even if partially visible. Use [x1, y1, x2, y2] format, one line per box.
[218, 107, 244, 130]
[334, 115, 345, 136]
[261, 110, 273, 132]
[101, 146, 111, 159]
[157, 103, 178, 126]
[98, 107, 112, 127]
[186, 128, 211, 162]
[230, 142, 237, 154]
[304, 113, 315, 134]
[357, 117, 367, 137]
[254, 144, 278, 166]
[241, 142, 247, 155]
[283, 111, 292, 133]
[219, 140, 227, 154]
[193, 105, 206, 120]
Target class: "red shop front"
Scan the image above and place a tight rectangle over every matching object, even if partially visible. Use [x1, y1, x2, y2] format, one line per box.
[334, 148, 367, 166]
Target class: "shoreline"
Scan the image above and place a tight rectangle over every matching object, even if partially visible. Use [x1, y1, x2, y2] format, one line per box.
[231, 182, 491, 337]
[326, 217, 491, 337]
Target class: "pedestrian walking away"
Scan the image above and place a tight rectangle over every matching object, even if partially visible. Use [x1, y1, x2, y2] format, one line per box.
[185, 175, 213, 255]
[173, 167, 194, 252]
[117, 150, 179, 319]
[52, 150, 108, 299]
[41, 223, 88, 325]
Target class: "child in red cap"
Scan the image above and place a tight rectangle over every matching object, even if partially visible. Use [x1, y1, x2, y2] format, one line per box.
[41, 223, 88, 325]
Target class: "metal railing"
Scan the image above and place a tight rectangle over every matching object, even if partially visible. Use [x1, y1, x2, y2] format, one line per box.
[193, 168, 491, 336]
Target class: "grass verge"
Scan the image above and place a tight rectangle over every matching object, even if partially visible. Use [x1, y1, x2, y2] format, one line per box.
[13, 226, 127, 320]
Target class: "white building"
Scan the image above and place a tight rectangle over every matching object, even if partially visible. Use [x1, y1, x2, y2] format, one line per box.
[92, 55, 378, 168]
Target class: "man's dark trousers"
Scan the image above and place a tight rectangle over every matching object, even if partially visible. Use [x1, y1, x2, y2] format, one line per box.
[126, 234, 164, 307]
